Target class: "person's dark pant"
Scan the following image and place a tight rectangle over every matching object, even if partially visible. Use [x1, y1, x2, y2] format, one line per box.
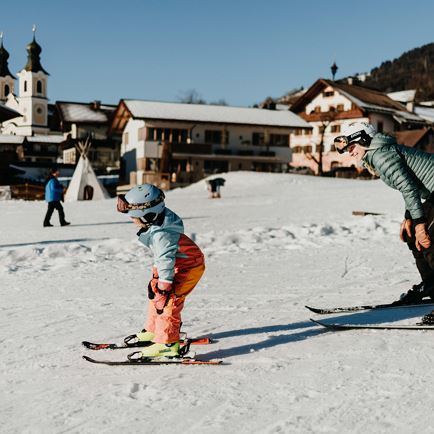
[406, 200, 434, 290]
[44, 201, 67, 226]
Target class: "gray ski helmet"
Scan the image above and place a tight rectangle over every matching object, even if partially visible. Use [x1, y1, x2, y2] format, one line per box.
[124, 184, 165, 218]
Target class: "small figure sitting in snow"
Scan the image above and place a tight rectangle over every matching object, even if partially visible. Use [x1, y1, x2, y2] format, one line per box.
[206, 177, 226, 199]
[117, 184, 205, 358]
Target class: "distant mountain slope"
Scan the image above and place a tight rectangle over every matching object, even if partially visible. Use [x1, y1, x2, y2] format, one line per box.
[362, 43, 434, 101]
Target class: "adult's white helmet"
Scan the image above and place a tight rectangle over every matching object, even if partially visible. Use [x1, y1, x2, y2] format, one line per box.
[334, 122, 377, 154]
[117, 184, 165, 221]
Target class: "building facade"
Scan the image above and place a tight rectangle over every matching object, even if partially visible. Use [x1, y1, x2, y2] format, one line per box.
[289, 79, 428, 174]
[110, 99, 311, 189]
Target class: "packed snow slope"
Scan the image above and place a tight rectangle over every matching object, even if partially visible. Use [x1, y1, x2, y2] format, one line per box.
[1, 172, 433, 434]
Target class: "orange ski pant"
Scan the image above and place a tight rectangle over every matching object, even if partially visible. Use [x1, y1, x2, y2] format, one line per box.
[145, 262, 205, 343]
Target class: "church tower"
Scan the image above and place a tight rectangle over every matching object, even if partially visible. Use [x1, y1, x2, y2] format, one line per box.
[15, 26, 49, 135]
[0, 33, 15, 102]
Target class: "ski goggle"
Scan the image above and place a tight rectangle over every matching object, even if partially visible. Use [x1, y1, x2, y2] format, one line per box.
[334, 130, 372, 153]
[116, 192, 165, 214]
[334, 136, 355, 154]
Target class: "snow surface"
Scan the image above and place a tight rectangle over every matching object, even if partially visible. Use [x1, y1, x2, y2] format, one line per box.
[1, 172, 433, 434]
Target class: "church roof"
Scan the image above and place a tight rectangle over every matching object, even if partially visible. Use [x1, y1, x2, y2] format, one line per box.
[24, 35, 49, 74]
[0, 39, 15, 78]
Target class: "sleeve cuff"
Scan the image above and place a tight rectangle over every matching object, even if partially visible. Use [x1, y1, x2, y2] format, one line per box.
[413, 217, 427, 226]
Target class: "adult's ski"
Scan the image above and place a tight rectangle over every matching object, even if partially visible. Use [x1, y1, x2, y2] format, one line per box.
[82, 336, 211, 351]
[310, 318, 434, 330]
[305, 299, 434, 315]
[83, 355, 223, 366]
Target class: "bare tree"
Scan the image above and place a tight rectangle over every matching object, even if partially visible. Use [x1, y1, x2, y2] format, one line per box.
[177, 89, 206, 104]
[307, 111, 337, 176]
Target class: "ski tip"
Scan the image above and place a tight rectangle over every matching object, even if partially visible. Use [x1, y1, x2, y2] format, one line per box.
[305, 305, 322, 314]
[310, 318, 335, 329]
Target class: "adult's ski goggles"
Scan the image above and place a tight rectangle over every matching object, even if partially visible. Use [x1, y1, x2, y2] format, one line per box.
[334, 130, 372, 154]
[334, 136, 355, 154]
[116, 192, 165, 214]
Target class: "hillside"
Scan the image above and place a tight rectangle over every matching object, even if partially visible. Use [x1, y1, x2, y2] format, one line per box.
[362, 42, 434, 101]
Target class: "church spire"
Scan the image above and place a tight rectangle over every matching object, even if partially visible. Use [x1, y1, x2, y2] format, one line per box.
[24, 25, 49, 75]
[0, 32, 15, 78]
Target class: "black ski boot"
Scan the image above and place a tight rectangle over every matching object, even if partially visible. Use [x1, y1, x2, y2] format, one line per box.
[421, 310, 434, 325]
[398, 282, 429, 305]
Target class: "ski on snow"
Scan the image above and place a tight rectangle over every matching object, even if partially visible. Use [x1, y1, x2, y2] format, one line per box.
[82, 337, 211, 351]
[310, 318, 434, 330]
[305, 299, 434, 315]
[82, 355, 223, 366]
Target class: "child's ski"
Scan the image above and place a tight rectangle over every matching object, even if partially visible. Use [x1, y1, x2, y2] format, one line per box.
[83, 355, 223, 366]
[310, 318, 434, 330]
[305, 299, 434, 315]
[82, 337, 211, 351]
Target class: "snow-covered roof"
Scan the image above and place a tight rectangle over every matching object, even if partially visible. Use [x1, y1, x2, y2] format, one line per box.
[0, 134, 25, 144]
[123, 100, 311, 129]
[338, 89, 425, 123]
[27, 135, 65, 144]
[414, 105, 434, 123]
[387, 90, 416, 103]
[57, 102, 115, 124]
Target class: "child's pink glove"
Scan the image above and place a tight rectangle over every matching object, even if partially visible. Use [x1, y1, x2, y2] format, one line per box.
[153, 281, 173, 314]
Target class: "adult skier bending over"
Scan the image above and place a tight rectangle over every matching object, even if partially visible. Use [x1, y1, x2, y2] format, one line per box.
[117, 184, 205, 358]
[333, 122, 434, 324]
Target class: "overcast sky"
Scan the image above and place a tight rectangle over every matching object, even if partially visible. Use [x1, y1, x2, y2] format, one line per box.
[1, 0, 433, 107]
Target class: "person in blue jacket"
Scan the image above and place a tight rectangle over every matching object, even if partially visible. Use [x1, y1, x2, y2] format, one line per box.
[334, 122, 434, 323]
[43, 167, 70, 227]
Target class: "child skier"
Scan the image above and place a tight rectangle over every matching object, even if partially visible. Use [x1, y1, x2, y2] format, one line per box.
[117, 184, 205, 358]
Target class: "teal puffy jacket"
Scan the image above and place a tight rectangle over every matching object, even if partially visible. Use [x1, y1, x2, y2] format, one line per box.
[363, 133, 434, 222]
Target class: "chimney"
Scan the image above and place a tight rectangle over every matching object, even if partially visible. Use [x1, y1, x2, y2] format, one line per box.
[91, 100, 101, 110]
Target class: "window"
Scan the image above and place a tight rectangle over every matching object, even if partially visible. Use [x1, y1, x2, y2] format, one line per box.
[155, 128, 163, 141]
[336, 104, 344, 112]
[205, 130, 222, 144]
[292, 146, 302, 153]
[304, 145, 313, 153]
[172, 129, 180, 143]
[145, 127, 154, 140]
[24, 81, 27, 92]
[252, 132, 264, 146]
[330, 125, 341, 133]
[37, 80, 43, 94]
[329, 106, 336, 112]
[314, 106, 321, 113]
[4, 84, 10, 96]
[269, 134, 289, 147]
[123, 132, 129, 145]
[330, 144, 336, 152]
[323, 91, 334, 97]
[294, 128, 303, 136]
